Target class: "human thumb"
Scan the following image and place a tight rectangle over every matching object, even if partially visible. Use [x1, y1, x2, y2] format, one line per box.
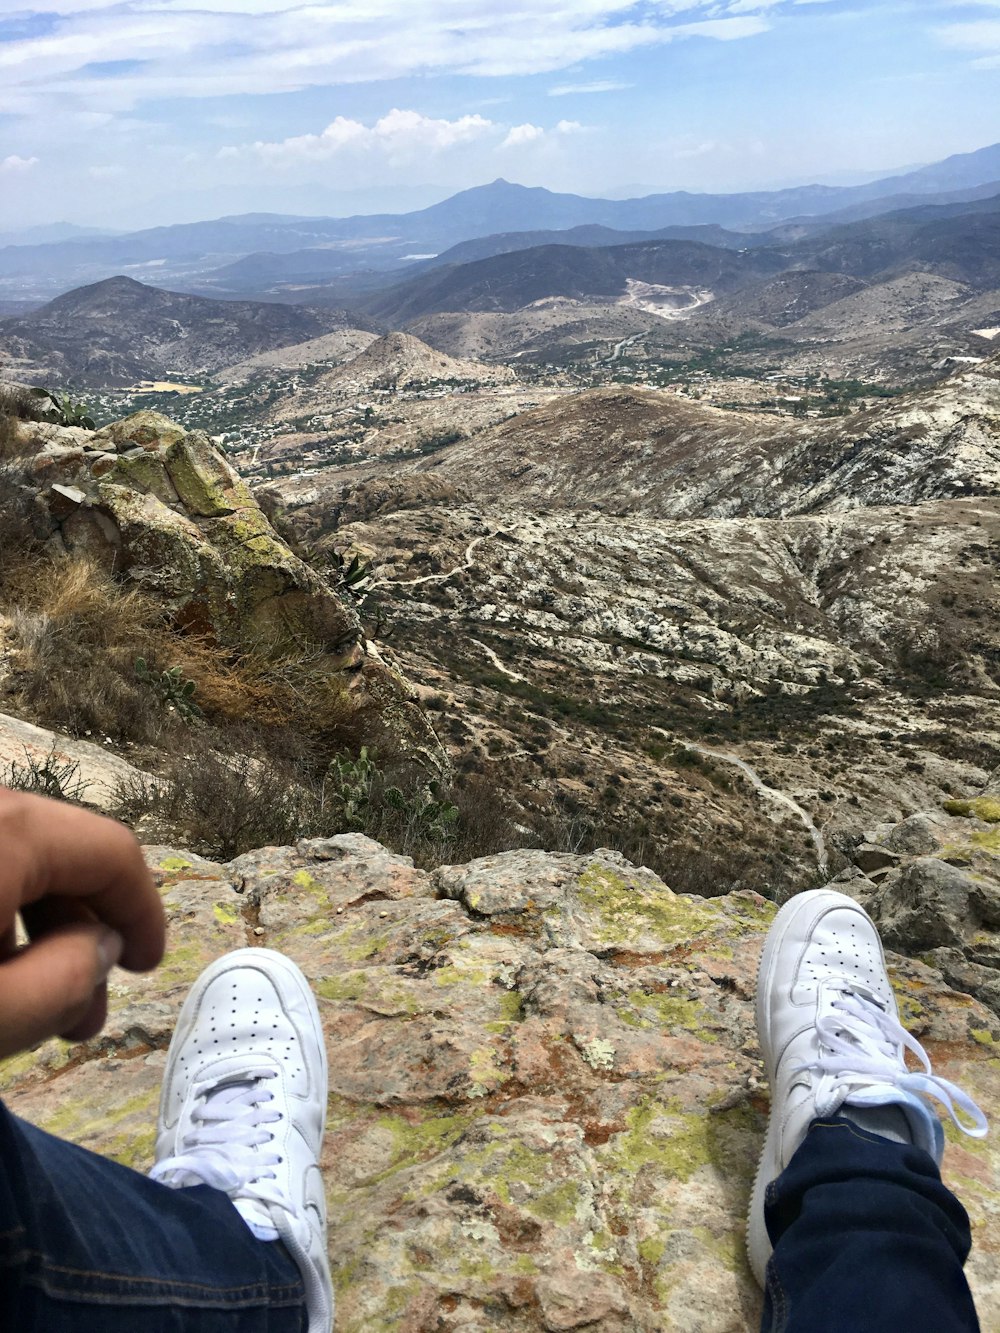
[0, 922, 124, 1059]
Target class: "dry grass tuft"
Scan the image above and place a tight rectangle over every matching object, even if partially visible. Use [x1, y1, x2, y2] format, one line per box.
[0, 383, 47, 421]
[5, 556, 175, 742]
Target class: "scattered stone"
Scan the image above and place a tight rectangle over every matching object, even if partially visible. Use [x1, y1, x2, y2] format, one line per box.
[852, 843, 901, 875]
[884, 813, 946, 856]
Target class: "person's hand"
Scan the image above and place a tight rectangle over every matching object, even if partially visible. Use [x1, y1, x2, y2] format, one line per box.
[0, 788, 166, 1060]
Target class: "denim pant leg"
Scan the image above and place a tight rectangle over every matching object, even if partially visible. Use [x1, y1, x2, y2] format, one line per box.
[762, 1113, 979, 1333]
[0, 1099, 307, 1332]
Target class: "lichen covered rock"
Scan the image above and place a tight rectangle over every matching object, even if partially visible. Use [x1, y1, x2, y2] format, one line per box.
[863, 807, 1000, 1020]
[4, 839, 999, 1331]
[15, 411, 446, 778]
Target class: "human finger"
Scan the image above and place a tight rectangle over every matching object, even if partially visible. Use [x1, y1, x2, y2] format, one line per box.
[19, 897, 111, 1041]
[0, 922, 123, 1059]
[0, 791, 164, 972]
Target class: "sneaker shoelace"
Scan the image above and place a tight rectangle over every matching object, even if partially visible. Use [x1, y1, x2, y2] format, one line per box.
[800, 983, 988, 1139]
[150, 1068, 294, 1215]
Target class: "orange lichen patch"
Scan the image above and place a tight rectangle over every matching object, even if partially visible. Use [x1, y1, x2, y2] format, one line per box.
[489, 921, 540, 938]
[608, 950, 667, 967]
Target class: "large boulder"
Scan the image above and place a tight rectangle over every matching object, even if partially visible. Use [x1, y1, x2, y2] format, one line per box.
[869, 857, 988, 953]
[863, 807, 1000, 1019]
[12, 412, 445, 778]
[3, 841, 999, 1331]
[0, 708, 158, 812]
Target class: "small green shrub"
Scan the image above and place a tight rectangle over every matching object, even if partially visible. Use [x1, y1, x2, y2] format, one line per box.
[943, 797, 1000, 823]
[30, 388, 96, 429]
[135, 659, 203, 722]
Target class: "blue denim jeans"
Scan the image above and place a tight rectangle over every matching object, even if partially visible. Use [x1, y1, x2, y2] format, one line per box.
[763, 1114, 979, 1333]
[0, 1099, 306, 1330]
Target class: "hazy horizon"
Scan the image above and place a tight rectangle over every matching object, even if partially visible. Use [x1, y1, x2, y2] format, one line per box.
[3, 1, 1000, 232]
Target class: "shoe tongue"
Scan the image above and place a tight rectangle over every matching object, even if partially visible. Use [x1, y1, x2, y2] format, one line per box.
[844, 1085, 944, 1162]
[197, 1055, 274, 1091]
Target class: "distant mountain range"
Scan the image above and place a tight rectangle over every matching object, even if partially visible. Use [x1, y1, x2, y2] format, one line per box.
[4, 172, 1000, 388]
[0, 277, 370, 386]
[0, 222, 118, 249]
[361, 190, 1000, 325]
[3, 141, 1000, 302]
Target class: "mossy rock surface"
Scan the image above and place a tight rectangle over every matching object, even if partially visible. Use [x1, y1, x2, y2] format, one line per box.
[4, 839, 999, 1330]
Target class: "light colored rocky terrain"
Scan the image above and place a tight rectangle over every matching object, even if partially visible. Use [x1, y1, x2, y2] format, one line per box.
[262, 354, 1000, 898]
[2, 824, 998, 1331]
[0, 708, 156, 810]
[268, 332, 515, 416]
[398, 274, 1000, 386]
[214, 328, 381, 387]
[408, 303, 654, 365]
[400, 359, 1000, 517]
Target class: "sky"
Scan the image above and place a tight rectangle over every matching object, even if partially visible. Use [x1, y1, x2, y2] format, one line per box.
[2, 1, 1000, 231]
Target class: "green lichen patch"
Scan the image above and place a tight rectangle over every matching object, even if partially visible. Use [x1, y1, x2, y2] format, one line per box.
[468, 1046, 510, 1098]
[155, 939, 220, 990]
[0, 1043, 72, 1091]
[455, 1133, 557, 1207]
[970, 828, 1000, 855]
[213, 901, 241, 926]
[316, 972, 369, 1004]
[485, 991, 524, 1034]
[526, 1177, 586, 1225]
[35, 1085, 161, 1170]
[943, 798, 1000, 824]
[430, 959, 494, 988]
[577, 864, 721, 950]
[318, 971, 423, 1016]
[577, 1036, 617, 1071]
[292, 869, 333, 907]
[621, 991, 721, 1043]
[604, 1094, 757, 1190]
[159, 856, 193, 872]
[304, 917, 391, 961]
[369, 1109, 475, 1182]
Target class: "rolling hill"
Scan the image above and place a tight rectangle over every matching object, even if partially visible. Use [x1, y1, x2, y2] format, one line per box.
[0, 276, 373, 386]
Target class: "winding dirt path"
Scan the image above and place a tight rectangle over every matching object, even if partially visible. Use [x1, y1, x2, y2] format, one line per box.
[470, 638, 527, 683]
[381, 535, 487, 589]
[651, 728, 829, 875]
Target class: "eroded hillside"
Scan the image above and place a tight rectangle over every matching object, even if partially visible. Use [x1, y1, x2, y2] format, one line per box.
[264, 356, 1000, 898]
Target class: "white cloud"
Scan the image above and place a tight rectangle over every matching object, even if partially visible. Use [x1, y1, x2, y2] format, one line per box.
[726, 0, 784, 11]
[0, 154, 39, 171]
[674, 138, 718, 158]
[934, 17, 1000, 64]
[935, 18, 1000, 48]
[226, 108, 497, 163]
[501, 122, 547, 147]
[549, 79, 632, 94]
[226, 107, 589, 164]
[671, 16, 771, 40]
[0, 1, 781, 118]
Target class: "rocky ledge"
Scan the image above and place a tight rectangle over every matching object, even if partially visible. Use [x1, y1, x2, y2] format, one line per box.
[3, 837, 999, 1331]
[7, 409, 444, 778]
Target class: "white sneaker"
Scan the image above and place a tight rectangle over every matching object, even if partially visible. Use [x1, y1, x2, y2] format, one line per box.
[150, 948, 332, 1333]
[747, 889, 987, 1288]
